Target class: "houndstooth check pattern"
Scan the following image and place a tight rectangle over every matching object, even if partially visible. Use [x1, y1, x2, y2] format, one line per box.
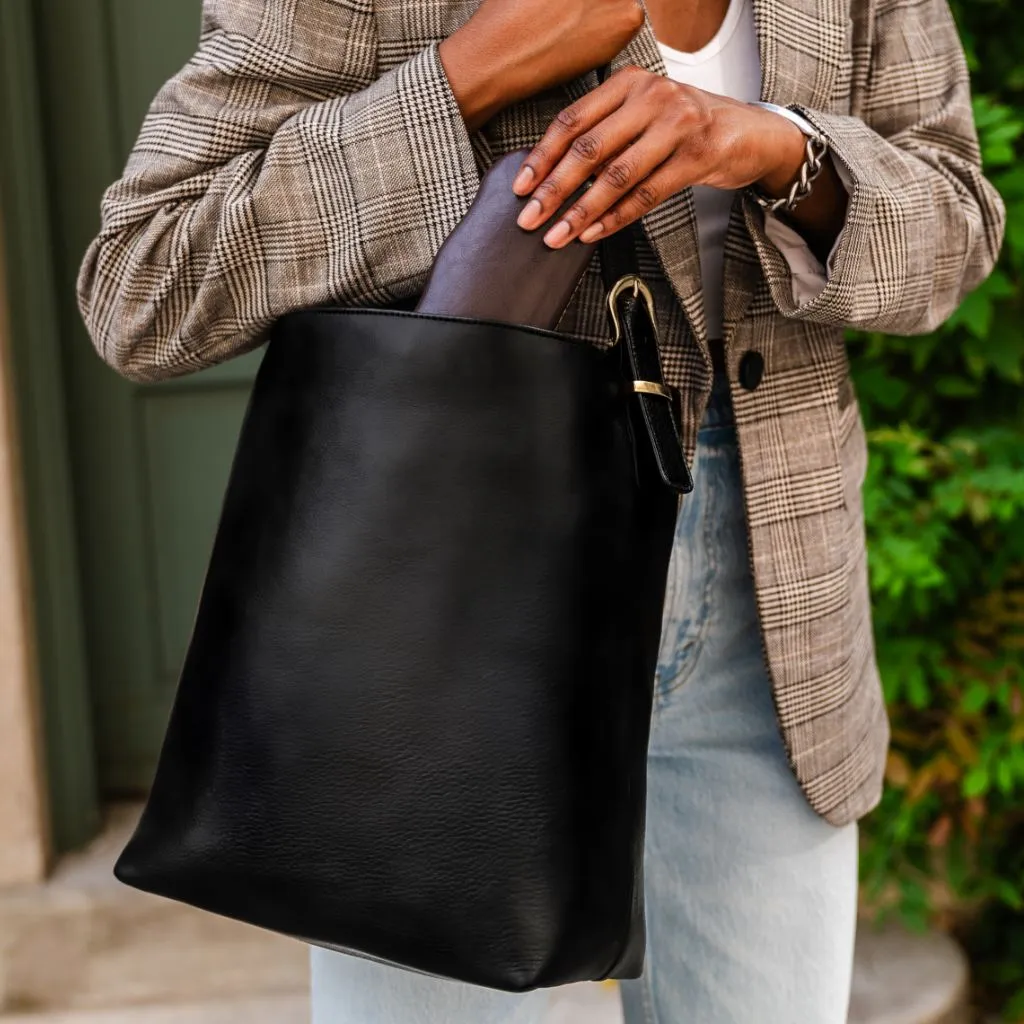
[78, 0, 1005, 825]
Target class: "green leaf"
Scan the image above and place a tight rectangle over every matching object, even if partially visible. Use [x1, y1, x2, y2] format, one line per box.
[979, 318, 1024, 382]
[963, 766, 990, 797]
[993, 167, 1024, 201]
[1005, 987, 1024, 1021]
[996, 757, 1016, 795]
[935, 375, 982, 398]
[851, 364, 910, 410]
[961, 683, 990, 713]
[947, 288, 994, 338]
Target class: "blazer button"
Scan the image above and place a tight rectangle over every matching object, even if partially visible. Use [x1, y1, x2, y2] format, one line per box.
[738, 351, 765, 391]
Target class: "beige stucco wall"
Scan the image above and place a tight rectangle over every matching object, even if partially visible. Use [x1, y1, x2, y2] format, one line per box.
[0, 201, 50, 886]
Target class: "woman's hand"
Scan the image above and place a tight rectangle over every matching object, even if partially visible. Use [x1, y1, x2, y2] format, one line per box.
[512, 66, 847, 258]
[439, 0, 646, 132]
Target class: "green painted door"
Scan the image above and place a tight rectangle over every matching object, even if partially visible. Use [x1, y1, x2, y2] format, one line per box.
[34, 0, 261, 791]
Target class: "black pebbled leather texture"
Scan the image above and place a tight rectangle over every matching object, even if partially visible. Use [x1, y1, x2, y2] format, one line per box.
[115, 244, 688, 992]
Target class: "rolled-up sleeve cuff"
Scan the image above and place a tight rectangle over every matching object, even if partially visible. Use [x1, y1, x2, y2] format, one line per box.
[393, 43, 484, 240]
[759, 156, 853, 306]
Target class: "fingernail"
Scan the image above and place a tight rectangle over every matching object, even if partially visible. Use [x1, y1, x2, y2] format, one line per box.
[512, 165, 535, 194]
[579, 222, 604, 243]
[517, 198, 543, 230]
[543, 220, 572, 248]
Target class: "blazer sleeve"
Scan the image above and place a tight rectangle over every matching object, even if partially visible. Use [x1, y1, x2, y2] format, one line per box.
[743, 0, 1006, 336]
[77, 1, 482, 381]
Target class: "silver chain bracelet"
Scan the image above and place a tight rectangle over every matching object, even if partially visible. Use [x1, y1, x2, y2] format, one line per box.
[745, 103, 830, 215]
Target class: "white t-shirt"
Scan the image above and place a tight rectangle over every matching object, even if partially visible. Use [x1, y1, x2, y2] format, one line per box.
[654, 0, 762, 340]
[653, 0, 833, 338]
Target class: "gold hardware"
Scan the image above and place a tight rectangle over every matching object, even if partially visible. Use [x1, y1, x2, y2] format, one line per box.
[607, 274, 658, 348]
[632, 380, 674, 399]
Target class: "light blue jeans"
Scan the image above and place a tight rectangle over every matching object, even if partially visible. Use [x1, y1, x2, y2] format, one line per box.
[311, 374, 859, 1023]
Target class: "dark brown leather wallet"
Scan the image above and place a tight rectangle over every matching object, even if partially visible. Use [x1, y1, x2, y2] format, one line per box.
[416, 148, 598, 331]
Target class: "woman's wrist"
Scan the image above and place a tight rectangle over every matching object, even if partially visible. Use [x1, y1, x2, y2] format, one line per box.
[438, 34, 512, 132]
[743, 104, 848, 263]
[749, 106, 809, 198]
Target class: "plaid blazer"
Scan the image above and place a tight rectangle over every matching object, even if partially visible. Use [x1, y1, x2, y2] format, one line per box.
[78, 0, 1005, 825]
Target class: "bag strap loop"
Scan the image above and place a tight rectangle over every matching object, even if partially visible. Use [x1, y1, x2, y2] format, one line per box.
[589, 63, 693, 493]
[601, 244, 693, 494]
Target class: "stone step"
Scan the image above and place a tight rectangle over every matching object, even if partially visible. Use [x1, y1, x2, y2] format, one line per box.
[0, 805, 970, 1023]
[0, 986, 623, 1024]
[0, 994, 309, 1024]
[0, 806, 307, 1015]
[848, 925, 970, 1024]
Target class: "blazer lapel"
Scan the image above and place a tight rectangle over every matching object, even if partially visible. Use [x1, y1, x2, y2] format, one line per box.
[622, 20, 708, 349]
[620, 0, 850, 350]
[566, 11, 708, 349]
[753, 0, 849, 110]
[722, 0, 849, 343]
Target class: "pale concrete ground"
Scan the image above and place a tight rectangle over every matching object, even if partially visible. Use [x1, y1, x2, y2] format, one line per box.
[0, 806, 969, 1024]
[0, 985, 622, 1024]
[0, 994, 310, 1023]
[0, 984, 620, 1023]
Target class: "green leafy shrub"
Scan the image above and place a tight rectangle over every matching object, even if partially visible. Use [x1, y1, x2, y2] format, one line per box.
[854, 2, 1024, 1017]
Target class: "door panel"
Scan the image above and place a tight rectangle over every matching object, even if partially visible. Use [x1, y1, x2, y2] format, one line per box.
[107, 0, 204, 139]
[143, 360, 260, 680]
[35, 0, 261, 790]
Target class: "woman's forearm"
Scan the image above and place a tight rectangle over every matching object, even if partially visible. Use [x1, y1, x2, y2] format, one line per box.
[438, 0, 647, 133]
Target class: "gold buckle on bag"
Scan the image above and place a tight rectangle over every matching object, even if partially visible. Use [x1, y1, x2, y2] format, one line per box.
[607, 274, 658, 348]
[607, 275, 674, 401]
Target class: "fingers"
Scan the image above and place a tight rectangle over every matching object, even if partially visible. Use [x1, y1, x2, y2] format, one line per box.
[539, 126, 680, 247]
[511, 68, 636, 200]
[516, 101, 667, 233]
[510, 70, 726, 247]
[577, 159, 681, 243]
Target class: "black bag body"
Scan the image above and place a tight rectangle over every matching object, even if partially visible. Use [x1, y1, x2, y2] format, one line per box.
[114, 226, 693, 992]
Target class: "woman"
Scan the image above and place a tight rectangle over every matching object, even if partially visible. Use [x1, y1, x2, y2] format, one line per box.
[78, 0, 1004, 1020]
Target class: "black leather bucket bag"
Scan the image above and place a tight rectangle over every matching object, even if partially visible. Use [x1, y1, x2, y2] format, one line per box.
[114, 213, 693, 992]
